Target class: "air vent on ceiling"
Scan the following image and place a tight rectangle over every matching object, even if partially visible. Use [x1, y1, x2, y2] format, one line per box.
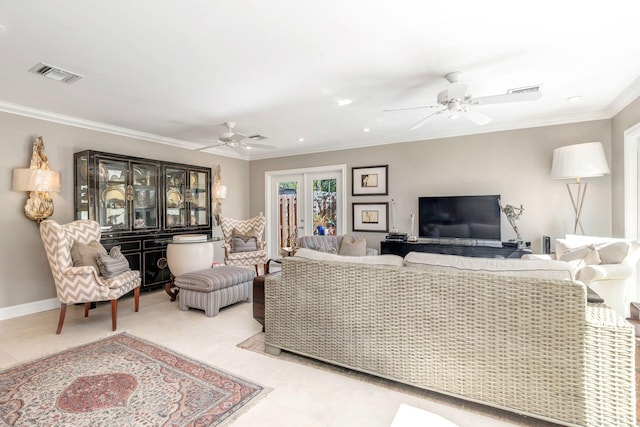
[508, 85, 541, 94]
[28, 62, 83, 84]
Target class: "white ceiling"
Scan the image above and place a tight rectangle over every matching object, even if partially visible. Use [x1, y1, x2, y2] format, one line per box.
[1, 1, 640, 160]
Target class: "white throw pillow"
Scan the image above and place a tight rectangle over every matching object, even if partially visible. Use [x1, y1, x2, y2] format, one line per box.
[557, 244, 601, 266]
[556, 237, 631, 265]
[596, 241, 630, 264]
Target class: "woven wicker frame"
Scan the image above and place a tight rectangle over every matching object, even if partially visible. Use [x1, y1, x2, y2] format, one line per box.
[265, 257, 636, 427]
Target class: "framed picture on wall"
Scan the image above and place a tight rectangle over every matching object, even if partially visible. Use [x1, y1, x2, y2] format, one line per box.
[352, 165, 388, 196]
[352, 202, 389, 233]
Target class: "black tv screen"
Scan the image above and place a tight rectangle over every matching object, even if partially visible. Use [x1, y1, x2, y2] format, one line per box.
[418, 195, 501, 240]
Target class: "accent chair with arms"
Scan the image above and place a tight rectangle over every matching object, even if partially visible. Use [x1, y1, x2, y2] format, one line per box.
[39, 219, 141, 334]
[220, 215, 267, 274]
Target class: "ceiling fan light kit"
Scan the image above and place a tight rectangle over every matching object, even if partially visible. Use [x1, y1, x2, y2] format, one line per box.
[387, 71, 543, 130]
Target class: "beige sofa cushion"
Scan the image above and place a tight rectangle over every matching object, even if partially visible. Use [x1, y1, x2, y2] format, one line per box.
[404, 251, 575, 281]
[294, 247, 403, 266]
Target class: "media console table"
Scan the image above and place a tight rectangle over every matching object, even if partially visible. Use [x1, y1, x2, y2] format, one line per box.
[380, 241, 532, 259]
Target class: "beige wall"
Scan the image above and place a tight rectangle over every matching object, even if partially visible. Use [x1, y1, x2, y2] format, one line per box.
[250, 120, 613, 255]
[611, 96, 640, 237]
[1, 111, 249, 308]
[6, 99, 640, 311]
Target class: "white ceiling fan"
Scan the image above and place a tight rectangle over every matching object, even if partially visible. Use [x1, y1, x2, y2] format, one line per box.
[384, 71, 542, 130]
[195, 121, 275, 156]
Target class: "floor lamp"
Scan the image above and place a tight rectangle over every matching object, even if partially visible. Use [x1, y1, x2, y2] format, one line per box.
[551, 142, 610, 234]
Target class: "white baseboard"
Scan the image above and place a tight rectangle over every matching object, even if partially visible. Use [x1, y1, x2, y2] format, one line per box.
[0, 298, 59, 321]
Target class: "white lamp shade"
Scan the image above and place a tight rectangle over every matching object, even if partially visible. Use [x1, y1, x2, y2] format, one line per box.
[551, 142, 610, 179]
[13, 168, 61, 192]
[214, 184, 227, 200]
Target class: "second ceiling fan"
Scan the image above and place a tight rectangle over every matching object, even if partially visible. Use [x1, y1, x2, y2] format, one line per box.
[385, 71, 542, 130]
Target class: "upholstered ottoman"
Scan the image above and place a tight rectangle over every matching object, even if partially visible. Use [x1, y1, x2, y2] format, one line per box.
[174, 266, 256, 317]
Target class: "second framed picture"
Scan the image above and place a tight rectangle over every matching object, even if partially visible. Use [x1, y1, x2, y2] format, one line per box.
[352, 202, 389, 233]
[352, 165, 388, 196]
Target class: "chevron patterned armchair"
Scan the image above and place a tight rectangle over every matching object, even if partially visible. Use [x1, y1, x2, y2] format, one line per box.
[39, 219, 141, 334]
[220, 215, 267, 274]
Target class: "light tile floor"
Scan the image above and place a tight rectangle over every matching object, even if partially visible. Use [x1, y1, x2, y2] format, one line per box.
[0, 289, 553, 427]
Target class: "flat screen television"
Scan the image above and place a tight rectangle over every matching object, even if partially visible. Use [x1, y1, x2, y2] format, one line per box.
[418, 195, 501, 240]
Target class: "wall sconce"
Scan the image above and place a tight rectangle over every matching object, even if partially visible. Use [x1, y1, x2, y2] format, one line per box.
[212, 165, 227, 226]
[551, 141, 610, 234]
[12, 136, 61, 223]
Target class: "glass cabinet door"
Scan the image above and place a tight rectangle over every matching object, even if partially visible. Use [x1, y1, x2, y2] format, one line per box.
[165, 167, 187, 228]
[75, 153, 90, 220]
[187, 170, 210, 227]
[132, 161, 159, 230]
[98, 158, 128, 231]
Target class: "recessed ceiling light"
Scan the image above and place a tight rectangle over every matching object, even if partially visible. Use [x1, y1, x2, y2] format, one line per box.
[449, 114, 459, 120]
[337, 99, 352, 107]
[246, 146, 252, 150]
[567, 95, 583, 102]
[363, 128, 370, 132]
[298, 137, 305, 142]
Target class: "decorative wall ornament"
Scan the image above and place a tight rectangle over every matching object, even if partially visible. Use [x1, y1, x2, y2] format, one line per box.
[12, 136, 61, 223]
[212, 164, 227, 226]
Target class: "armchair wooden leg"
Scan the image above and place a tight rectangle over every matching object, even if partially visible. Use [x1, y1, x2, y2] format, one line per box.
[111, 299, 118, 331]
[134, 287, 140, 312]
[56, 304, 67, 335]
[84, 303, 91, 317]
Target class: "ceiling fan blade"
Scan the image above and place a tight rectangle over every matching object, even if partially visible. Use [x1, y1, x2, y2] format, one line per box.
[447, 83, 468, 101]
[470, 90, 542, 106]
[409, 109, 445, 130]
[463, 108, 493, 126]
[243, 142, 276, 149]
[233, 145, 248, 156]
[247, 134, 268, 141]
[194, 140, 224, 151]
[383, 105, 440, 112]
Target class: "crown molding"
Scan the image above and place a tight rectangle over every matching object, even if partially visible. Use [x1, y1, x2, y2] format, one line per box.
[0, 99, 617, 162]
[0, 100, 243, 156]
[605, 76, 640, 117]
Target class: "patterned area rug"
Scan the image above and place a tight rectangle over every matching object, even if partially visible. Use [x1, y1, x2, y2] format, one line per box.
[1, 333, 268, 426]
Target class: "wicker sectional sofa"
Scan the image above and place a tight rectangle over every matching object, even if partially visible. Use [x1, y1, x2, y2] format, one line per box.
[264, 253, 636, 427]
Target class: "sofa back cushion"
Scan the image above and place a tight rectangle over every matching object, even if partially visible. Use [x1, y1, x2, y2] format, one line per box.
[294, 247, 403, 266]
[404, 252, 575, 281]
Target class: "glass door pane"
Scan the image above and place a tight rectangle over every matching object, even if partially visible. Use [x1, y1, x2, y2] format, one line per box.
[311, 178, 337, 236]
[98, 158, 128, 231]
[132, 162, 159, 230]
[269, 175, 302, 257]
[165, 167, 187, 228]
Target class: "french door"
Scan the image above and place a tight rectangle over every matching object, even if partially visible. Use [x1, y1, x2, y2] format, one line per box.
[265, 165, 346, 258]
